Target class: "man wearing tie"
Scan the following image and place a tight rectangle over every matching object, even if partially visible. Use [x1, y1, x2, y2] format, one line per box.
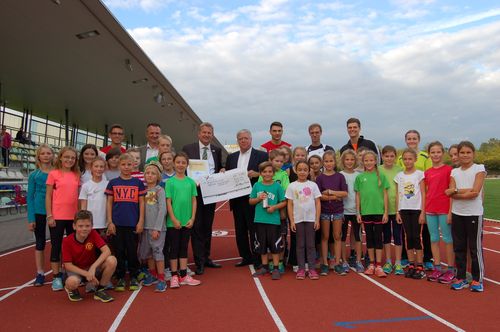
[226, 129, 268, 267]
[182, 122, 225, 275]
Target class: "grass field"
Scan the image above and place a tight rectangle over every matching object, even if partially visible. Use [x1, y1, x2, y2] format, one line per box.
[484, 178, 500, 220]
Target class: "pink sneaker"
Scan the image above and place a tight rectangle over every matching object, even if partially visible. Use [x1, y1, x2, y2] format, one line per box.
[308, 269, 320, 280]
[438, 269, 455, 284]
[375, 266, 387, 278]
[170, 275, 180, 288]
[180, 275, 201, 286]
[427, 269, 443, 282]
[296, 269, 306, 280]
[364, 264, 375, 275]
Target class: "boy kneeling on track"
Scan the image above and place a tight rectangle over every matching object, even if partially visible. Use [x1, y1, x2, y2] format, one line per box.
[62, 210, 117, 302]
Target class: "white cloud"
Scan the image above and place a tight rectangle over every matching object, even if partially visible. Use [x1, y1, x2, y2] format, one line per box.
[104, 0, 171, 12]
[212, 11, 239, 24]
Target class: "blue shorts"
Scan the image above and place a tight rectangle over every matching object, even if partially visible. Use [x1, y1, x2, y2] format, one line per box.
[320, 213, 343, 222]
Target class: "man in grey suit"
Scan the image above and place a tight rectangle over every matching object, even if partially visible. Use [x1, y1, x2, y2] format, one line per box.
[138, 123, 161, 171]
[182, 122, 225, 275]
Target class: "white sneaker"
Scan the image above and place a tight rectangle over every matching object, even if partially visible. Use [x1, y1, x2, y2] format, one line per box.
[187, 267, 195, 276]
[164, 268, 172, 281]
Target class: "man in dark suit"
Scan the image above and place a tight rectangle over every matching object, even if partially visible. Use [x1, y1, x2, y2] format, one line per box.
[182, 122, 225, 275]
[226, 129, 268, 267]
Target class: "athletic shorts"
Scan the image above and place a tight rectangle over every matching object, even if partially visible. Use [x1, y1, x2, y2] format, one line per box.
[254, 223, 283, 255]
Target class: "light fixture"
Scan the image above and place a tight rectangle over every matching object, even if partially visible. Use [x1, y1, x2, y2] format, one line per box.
[124, 59, 133, 72]
[76, 30, 100, 39]
[167, 102, 174, 107]
[154, 92, 165, 104]
[132, 78, 148, 84]
[178, 111, 184, 122]
[52, 0, 61, 5]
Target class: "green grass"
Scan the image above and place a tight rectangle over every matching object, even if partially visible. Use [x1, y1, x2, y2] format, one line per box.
[484, 179, 500, 220]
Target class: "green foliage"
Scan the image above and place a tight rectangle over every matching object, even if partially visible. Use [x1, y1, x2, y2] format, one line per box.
[476, 138, 500, 173]
[484, 179, 500, 220]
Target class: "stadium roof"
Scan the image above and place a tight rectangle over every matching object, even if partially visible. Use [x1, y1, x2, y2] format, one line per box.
[0, 0, 223, 151]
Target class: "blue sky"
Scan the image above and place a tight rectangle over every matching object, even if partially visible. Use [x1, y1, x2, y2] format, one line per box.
[104, 0, 500, 149]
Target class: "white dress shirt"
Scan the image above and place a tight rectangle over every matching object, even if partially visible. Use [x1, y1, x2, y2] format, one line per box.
[146, 143, 159, 161]
[237, 148, 251, 171]
[199, 141, 215, 174]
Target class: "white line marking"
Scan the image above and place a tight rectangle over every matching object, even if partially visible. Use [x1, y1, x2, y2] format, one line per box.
[108, 286, 142, 332]
[439, 262, 500, 286]
[355, 271, 464, 331]
[186, 256, 241, 266]
[0, 239, 51, 258]
[484, 247, 500, 254]
[215, 200, 229, 212]
[249, 265, 287, 332]
[0, 281, 51, 292]
[0, 270, 52, 302]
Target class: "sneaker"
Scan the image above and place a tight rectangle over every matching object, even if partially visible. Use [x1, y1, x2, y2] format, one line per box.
[342, 262, 350, 273]
[400, 259, 409, 268]
[405, 266, 415, 278]
[155, 280, 167, 292]
[412, 267, 426, 279]
[94, 288, 114, 302]
[268, 262, 274, 270]
[292, 265, 299, 273]
[271, 269, 281, 280]
[382, 262, 393, 274]
[424, 261, 434, 271]
[427, 270, 443, 282]
[34, 273, 45, 287]
[375, 266, 387, 278]
[334, 264, 346, 276]
[142, 274, 158, 287]
[170, 275, 180, 288]
[187, 267, 195, 277]
[451, 279, 469, 290]
[137, 268, 148, 282]
[470, 281, 484, 292]
[51, 277, 63, 291]
[180, 275, 201, 286]
[115, 278, 126, 292]
[394, 264, 404, 275]
[296, 269, 306, 280]
[308, 269, 320, 280]
[278, 262, 285, 274]
[129, 278, 140, 291]
[65, 287, 83, 302]
[355, 261, 364, 273]
[164, 268, 172, 281]
[364, 264, 375, 275]
[252, 267, 268, 277]
[85, 282, 97, 293]
[320, 264, 329, 276]
[438, 270, 455, 284]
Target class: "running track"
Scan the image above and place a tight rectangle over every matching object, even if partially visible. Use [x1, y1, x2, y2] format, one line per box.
[1, 202, 499, 331]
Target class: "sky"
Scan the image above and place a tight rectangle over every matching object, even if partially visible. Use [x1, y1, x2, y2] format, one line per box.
[103, 0, 500, 149]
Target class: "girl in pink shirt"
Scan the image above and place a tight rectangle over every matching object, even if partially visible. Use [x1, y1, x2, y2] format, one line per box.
[46, 146, 80, 291]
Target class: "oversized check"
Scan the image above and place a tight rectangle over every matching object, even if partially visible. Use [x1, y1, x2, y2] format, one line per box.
[187, 159, 210, 184]
[199, 168, 252, 204]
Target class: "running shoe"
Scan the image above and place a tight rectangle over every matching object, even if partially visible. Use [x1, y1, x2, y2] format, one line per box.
[334, 264, 346, 276]
[187, 267, 195, 277]
[375, 266, 387, 278]
[355, 261, 365, 273]
[252, 267, 268, 277]
[400, 259, 409, 268]
[142, 274, 158, 287]
[129, 278, 140, 291]
[424, 261, 434, 271]
[137, 267, 148, 282]
[308, 269, 320, 280]
[405, 266, 415, 278]
[382, 262, 393, 274]
[115, 278, 126, 292]
[94, 289, 114, 302]
[268, 262, 274, 270]
[320, 264, 329, 276]
[451, 279, 469, 291]
[164, 268, 172, 281]
[271, 269, 281, 280]
[427, 269, 443, 282]
[51, 277, 63, 291]
[342, 262, 350, 273]
[170, 275, 180, 288]
[364, 264, 375, 275]
[438, 270, 455, 284]
[180, 275, 201, 286]
[34, 273, 45, 287]
[155, 280, 167, 292]
[470, 281, 484, 292]
[394, 264, 404, 275]
[411, 267, 426, 279]
[296, 269, 306, 280]
[65, 287, 83, 302]
[278, 262, 285, 274]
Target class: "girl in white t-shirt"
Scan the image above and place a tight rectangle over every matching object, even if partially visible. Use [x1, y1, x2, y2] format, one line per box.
[395, 148, 426, 280]
[446, 141, 486, 292]
[286, 161, 322, 280]
[79, 157, 109, 232]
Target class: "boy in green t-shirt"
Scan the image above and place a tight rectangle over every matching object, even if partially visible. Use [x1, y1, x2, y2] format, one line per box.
[250, 161, 287, 280]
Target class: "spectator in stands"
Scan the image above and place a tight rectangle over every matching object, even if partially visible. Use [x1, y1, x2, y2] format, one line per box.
[16, 127, 26, 143]
[138, 123, 161, 171]
[261, 121, 292, 153]
[100, 124, 126, 157]
[1, 125, 12, 166]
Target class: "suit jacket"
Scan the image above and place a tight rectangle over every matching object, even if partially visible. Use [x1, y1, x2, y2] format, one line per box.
[182, 142, 224, 173]
[226, 148, 268, 210]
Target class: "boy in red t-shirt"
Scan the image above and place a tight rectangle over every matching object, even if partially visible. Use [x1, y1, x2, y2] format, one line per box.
[62, 210, 117, 302]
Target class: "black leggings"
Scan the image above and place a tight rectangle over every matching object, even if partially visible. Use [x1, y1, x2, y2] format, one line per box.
[400, 210, 422, 250]
[342, 214, 361, 242]
[34, 214, 47, 251]
[168, 227, 191, 260]
[49, 220, 73, 262]
[113, 226, 139, 279]
[362, 215, 383, 250]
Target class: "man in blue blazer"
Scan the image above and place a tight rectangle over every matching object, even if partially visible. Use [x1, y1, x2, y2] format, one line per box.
[226, 129, 268, 267]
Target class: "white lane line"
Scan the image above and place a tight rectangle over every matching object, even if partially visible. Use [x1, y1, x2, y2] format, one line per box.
[108, 286, 143, 332]
[215, 200, 229, 212]
[0, 270, 52, 302]
[186, 256, 241, 266]
[0, 281, 51, 292]
[356, 271, 464, 332]
[483, 247, 500, 254]
[249, 265, 287, 332]
[440, 262, 500, 286]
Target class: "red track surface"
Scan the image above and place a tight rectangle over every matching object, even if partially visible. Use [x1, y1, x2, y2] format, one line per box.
[1, 203, 499, 331]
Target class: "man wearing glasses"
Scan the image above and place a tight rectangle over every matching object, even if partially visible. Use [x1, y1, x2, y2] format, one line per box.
[100, 124, 126, 155]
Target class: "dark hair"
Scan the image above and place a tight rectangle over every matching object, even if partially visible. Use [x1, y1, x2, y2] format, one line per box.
[74, 210, 93, 223]
[108, 124, 124, 133]
[173, 151, 189, 164]
[405, 129, 421, 140]
[427, 141, 444, 153]
[270, 121, 283, 129]
[448, 144, 458, 152]
[147, 123, 161, 129]
[402, 148, 417, 159]
[106, 147, 122, 161]
[308, 155, 322, 165]
[259, 161, 274, 173]
[381, 145, 397, 155]
[78, 144, 98, 173]
[457, 141, 475, 153]
[308, 123, 322, 132]
[296, 160, 310, 170]
[346, 118, 360, 127]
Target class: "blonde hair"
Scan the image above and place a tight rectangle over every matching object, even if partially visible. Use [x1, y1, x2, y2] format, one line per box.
[340, 149, 357, 170]
[90, 157, 107, 175]
[362, 150, 381, 187]
[119, 153, 135, 162]
[55, 146, 79, 174]
[35, 144, 54, 169]
[292, 146, 307, 162]
[144, 163, 162, 184]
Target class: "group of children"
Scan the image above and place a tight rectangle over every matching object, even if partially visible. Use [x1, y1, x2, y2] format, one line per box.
[27, 136, 201, 303]
[249, 139, 486, 293]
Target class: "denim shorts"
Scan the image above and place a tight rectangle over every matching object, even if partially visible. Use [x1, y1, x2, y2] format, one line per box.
[320, 213, 343, 222]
